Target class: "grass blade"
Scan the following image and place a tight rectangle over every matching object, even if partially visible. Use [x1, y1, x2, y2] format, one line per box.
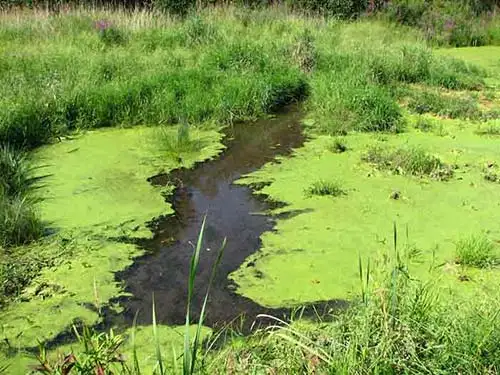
[190, 237, 226, 373]
[183, 216, 207, 375]
[152, 295, 164, 375]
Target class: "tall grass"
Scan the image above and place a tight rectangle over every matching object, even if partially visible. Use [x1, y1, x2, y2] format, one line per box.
[0, 145, 43, 248]
[0, 8, 486, 147]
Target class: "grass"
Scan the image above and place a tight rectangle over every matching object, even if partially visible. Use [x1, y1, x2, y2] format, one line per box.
[30, 218, 226, 375]
[406, 89, 483, 119]
[305, 180, 346, 197]
[362, 144, 453, 180]
[328, 138, 348, 153]
[476, 121, 500, 136]
[0, 145, 43, 248]
[455, 234, 498, 268]
[156, 124, 203, 162]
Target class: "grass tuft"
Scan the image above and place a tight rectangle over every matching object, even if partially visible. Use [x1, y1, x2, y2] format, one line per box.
[329, 138, 348, 154]
[455, 234, 498, 268]
[305, 180, 346, 198]
[406, 90, 481, 119]
[156, 124, 203, 162]
[363, 145, 453, 180]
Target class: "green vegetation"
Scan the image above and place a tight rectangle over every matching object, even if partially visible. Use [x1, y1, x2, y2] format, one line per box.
[406, 89, 484, 119]
[329, 137, 348, 153]
[305, 180, 346, 197]
[0, 2, 500, 374]
[362, 144, 453, 180]
[0, 145, 42, 248]
[25, 228, 500, 374]
[455, 234, 498, 268]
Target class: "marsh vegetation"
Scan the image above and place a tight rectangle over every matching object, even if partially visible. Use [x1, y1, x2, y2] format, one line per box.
[0, 0, 499, 373]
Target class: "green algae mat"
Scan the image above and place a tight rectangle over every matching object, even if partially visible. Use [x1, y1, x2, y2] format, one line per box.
[0, 126, 223, 351]
[232, 47, 500, 307]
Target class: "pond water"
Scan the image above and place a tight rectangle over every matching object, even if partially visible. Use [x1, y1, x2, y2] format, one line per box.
[114, 107, 345, 331]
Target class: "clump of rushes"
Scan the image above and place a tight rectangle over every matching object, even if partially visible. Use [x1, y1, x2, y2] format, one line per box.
[363, 145, 453, 180]
[455, 234, 498, 268]
[305, 180, 346, 197]
[483, 162, 500, 183]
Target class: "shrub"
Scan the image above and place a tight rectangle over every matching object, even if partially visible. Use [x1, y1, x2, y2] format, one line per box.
[363, 145, 453, 180]
[455, 234, 498, 268]
[305, 180, 346, 197]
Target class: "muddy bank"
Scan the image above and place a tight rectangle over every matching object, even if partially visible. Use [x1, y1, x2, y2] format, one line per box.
[115, 107, 346, 331]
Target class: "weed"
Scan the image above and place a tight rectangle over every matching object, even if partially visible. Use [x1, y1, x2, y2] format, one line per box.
[476, 121, 500, 136]
[0, 145, 38, 197]
[95, 20, 128, 47]
[413, 116, 435, 132]
[156, 124, 203, 162]
[363, 145, 453, 180]
[329, 138, 348, 153]
[291, 29, 316, 73]
[211, 225, 500, 374]
[305, 180, 346, 197]
[407, 90, 481, 119]
[0, 193, 43, 248]
[455, 234, 498, 268]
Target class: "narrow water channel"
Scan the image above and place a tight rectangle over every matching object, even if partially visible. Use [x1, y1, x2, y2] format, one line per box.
[115, 107, 345, 331]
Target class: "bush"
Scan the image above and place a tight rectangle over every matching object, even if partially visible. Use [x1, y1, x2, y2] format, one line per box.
[455, 234, 498, 268]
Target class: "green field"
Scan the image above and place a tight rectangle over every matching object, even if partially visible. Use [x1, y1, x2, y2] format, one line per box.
[0, 4, 499, 374]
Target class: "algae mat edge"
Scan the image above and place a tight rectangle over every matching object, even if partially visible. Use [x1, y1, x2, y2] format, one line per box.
[0, 126, 224, 348]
